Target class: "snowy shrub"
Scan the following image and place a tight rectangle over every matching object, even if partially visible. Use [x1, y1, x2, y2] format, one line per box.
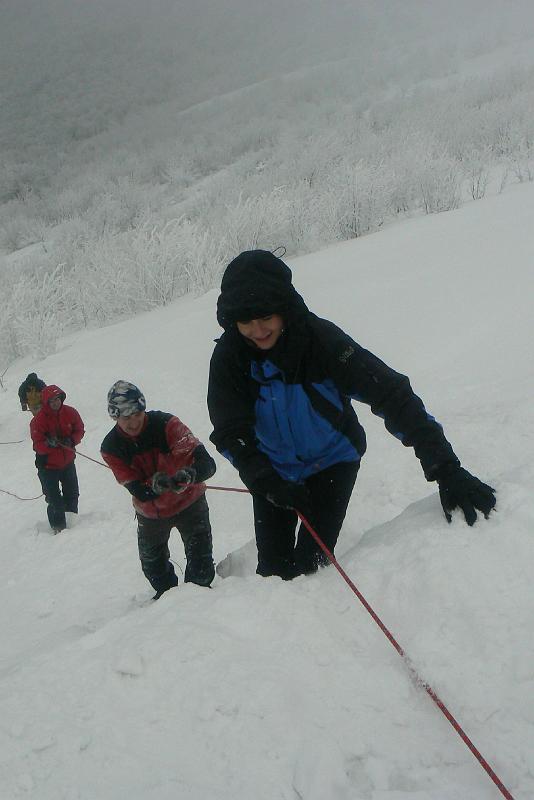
[506, 125, 534, 183]
[416, 154, 462, 215]
[213, 191, 285, 256]
[70, 235, 149, 325]
[0, 162, 49, 204]
[323, 161, 390, 240]
[67, 216, 226, 328]
[6, 265, 72, 358]
[0, 292, 22, 369]
[460, 147, 492, 200]
[175, 221, 227, 294]
[0, 217, 43, 253]
[280, 181, 321, 251]
[3, 10, 534, 361]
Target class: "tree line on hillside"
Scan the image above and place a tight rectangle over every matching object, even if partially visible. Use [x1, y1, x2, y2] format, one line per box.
[1, 66, 534, 369]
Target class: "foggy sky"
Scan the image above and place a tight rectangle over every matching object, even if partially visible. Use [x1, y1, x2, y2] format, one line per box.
[1, 0, 533, 159]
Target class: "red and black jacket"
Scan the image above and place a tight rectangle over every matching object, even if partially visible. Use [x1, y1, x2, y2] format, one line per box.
[100, 410, 216, 519]
[30, 385, 85, 470]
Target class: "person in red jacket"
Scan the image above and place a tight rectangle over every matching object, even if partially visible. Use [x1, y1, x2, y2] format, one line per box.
[100, 380, 216, 599]
[30, 385, 85, 533]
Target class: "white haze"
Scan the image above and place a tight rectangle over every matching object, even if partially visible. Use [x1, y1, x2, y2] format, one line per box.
[2, 1, 534, 165]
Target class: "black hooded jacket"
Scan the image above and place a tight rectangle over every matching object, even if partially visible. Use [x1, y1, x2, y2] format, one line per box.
[208, 250, 460, 493]
[18, 373, 46, 408]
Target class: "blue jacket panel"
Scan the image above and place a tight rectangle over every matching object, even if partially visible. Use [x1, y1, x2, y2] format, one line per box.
[208, 314, 459, 492]
[251, 359, 360, 481]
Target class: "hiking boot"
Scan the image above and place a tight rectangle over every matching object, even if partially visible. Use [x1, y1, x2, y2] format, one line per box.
[151, 572, 178, 600]
[185, 557, 215, 587]
[256, 558, 300, 580]
[152, 585, 176, 601]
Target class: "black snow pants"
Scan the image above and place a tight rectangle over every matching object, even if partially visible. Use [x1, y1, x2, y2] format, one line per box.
[252, 460, 359, 579]
[37, 462, 79, 532]
[136, 494, 215, 593]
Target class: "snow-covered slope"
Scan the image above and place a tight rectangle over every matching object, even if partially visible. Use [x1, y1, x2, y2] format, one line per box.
[1, 183, 533, 799]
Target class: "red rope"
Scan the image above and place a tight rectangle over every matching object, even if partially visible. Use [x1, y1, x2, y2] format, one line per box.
[296, 510, 515, 800]
[67, 446, 109, 468]
[7, 442, 516, 795]
[0, 444, 108, 500]
[199, 477, 516, 798]
[205, 483, 249, 493]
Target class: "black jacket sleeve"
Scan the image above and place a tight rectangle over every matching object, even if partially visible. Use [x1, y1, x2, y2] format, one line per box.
[312, 317, 460, 480]
[191, 444, 217, 482]
[124, 480, 159, 502]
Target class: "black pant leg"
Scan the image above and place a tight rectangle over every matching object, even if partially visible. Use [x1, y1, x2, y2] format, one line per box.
[37, 468, 67, 531]
[252, 492, 299, 579]
[295, 461, 359, 573]
[136, 514, 177, 592]
[174, 494, 215, 586]
[60, 462, 79, 513]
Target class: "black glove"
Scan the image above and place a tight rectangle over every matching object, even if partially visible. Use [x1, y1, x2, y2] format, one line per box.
[152, 468, 197, 496]
[125, 480, 159, 502]
[46, 435, 58, 448]
[151, 472, 173, 495]
[437, 465, 496, 526]
[169, 466, 197, 494]
[60, 437, 74, 448]
[266, 482, 313, 518]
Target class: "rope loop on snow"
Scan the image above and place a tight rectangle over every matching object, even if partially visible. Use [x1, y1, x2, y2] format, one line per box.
[0, 488, 44, 500]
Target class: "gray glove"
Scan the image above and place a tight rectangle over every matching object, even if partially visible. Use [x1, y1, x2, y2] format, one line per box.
[151, 472, 173, 495]
[169, 467, 197, 494]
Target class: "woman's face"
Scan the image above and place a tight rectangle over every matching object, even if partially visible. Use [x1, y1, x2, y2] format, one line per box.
[236, 314, 284, 350]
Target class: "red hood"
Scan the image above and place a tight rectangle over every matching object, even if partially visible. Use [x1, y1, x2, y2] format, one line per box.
[41, 385, 66, 406]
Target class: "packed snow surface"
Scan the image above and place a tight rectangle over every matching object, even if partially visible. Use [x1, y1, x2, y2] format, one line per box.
[1, 183, 533, 799]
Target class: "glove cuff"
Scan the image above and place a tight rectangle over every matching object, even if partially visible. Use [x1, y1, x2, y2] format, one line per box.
[431, 461, 462, 482]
